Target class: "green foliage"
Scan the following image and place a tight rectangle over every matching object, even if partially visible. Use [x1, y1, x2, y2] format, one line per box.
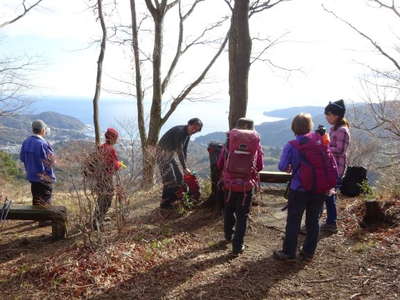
[0, 151, 24, 180]
[360, 180, 376, 201]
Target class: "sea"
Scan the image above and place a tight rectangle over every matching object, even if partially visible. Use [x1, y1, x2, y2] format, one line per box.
[27, 96, 283, 137]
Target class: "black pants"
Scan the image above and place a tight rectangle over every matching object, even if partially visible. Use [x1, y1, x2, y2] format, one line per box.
[224, 190, 253, 252]
[282, 190, 324, 257]
[157, 157, 183, 204]
[158, 158, 183, 186]
[30, 181, 53, 206]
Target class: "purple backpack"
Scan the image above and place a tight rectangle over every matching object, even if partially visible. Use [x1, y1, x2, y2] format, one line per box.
[289, 133, 338, 194]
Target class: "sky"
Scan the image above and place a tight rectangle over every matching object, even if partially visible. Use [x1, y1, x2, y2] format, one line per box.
[1, 0, 399, 132]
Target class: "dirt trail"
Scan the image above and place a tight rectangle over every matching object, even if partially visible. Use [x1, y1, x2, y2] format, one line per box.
[0, 188, 399, 299]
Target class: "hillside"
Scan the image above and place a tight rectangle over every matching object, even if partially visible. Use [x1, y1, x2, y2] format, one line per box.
[263, 106, 324, 118]
[195, 103, 378, 148]
[0, 112, 90, 152]
[195, 112, 329, 147]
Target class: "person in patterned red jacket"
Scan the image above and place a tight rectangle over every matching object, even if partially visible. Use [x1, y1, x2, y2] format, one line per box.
[93, 128, 123, 229]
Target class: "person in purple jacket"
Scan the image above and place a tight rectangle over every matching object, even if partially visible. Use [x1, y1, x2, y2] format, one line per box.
[20, 120, 56, 207]
[320, 100, 351, 233]
[273, 113, 325, 262]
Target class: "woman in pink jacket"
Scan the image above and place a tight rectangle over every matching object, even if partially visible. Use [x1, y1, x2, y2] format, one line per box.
[321, 100, 351, 233]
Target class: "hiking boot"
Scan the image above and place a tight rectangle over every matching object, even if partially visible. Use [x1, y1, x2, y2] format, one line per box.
[273, 250, 296, 262]
[224, 235, 232, 243]
[231, 245, 245, 257]
[224, 231, 234, 242]
[320, 223, 338, 233]
[299, 250, 313, 262]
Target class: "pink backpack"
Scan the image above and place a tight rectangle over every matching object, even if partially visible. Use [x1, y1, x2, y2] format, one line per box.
[222, 129, 261, 192]
[289, 133, 338, 194]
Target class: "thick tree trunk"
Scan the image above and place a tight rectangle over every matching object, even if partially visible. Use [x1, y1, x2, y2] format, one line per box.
[228, 0, 252, 130]
[142, 14, 165, 188]
[93, 0, 107, 145]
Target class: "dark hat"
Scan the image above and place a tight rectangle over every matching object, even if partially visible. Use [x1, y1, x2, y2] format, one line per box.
[324, 99, 346, 118]
[105, 128, 119, 140]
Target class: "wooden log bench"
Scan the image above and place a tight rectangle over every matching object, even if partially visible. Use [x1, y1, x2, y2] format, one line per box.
[259, 171, 292, 183]
[2, 205, 67, 240]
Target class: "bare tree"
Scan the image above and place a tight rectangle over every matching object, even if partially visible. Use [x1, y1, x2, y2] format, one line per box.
[324, 1, 400, 161]
[225, 0, 291, 129]
[0, 0, 45, 116]
[91, 0, 107, 145]
[0, 0, 44, 29]
[128, 0, 229, 187]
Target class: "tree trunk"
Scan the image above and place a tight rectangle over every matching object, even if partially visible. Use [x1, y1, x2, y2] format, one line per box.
[141, 14, 165, 188]
[228, 0, 251, 130]
[92, 0, 107, 146]
[129, 0, 146, 150]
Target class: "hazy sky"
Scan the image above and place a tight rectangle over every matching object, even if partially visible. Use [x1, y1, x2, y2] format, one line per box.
[1, 0, 399, 127]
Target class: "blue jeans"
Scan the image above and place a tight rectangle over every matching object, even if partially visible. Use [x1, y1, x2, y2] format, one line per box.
[224, 190, 252, 252]
[324, 194, 337, 225]
[324, 178, 342, 225]
[282, 190, 324, 257]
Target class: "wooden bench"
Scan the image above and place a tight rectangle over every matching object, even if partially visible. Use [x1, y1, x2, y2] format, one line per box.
[259, 171, 292, 183]
[3, 205, 67, 240]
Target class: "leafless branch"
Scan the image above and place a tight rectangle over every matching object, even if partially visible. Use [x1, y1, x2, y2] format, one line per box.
[162, 0, 221, 93]
[250, 32, 287, 65]
[249, 0, 291, 17]
[223, 0, 233, 11]
[161, 32, 229, 125]
[0, 0, 44, 29]
[323, 4, 400, 72]
[370, 0, 400, 18]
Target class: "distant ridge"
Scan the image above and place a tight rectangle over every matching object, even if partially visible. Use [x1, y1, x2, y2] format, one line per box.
[0, 111, 89, 150]
[263, 106, 324, 119]
[195, 106, 329, 147]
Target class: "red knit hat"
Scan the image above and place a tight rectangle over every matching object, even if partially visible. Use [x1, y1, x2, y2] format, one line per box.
[105, 128, 119, 140]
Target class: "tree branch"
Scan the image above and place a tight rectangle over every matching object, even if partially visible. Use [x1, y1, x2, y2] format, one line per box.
[371, 0, 400, 18]
[249, 0, 291, 17]
[161, 32, 229, 125]
[161, 0, 210, 93]
[323, 5, 400, 72]
[0, 0, 44, 29]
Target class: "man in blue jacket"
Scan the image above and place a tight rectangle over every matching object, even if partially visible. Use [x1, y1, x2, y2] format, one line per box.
[20, 120, 56, 207]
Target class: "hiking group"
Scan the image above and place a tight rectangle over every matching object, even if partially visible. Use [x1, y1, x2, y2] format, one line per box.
[19, 99, 350, 260]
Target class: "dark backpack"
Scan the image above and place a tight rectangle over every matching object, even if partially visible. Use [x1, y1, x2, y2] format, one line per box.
[289, 133, 338, 194]
[340, 166, 367, 197]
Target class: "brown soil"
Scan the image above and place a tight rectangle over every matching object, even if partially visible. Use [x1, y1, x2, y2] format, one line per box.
[0, 188, 399, 299]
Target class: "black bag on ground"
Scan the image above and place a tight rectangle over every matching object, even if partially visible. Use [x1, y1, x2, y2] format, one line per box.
[340, 166, 367, 197]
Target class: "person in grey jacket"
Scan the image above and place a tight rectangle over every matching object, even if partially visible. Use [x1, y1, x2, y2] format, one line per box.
[157, 118, 203, 209]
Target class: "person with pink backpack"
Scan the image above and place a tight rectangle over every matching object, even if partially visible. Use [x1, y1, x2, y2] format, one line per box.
[273, 113, 338, 262]
[217, 118, 264, 256]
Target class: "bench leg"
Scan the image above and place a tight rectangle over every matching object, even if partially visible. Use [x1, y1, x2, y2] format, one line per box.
[52, 221, 66, 240]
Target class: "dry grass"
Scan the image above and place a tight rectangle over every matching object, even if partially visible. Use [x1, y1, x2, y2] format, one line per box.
[1, 184, 399, 299]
